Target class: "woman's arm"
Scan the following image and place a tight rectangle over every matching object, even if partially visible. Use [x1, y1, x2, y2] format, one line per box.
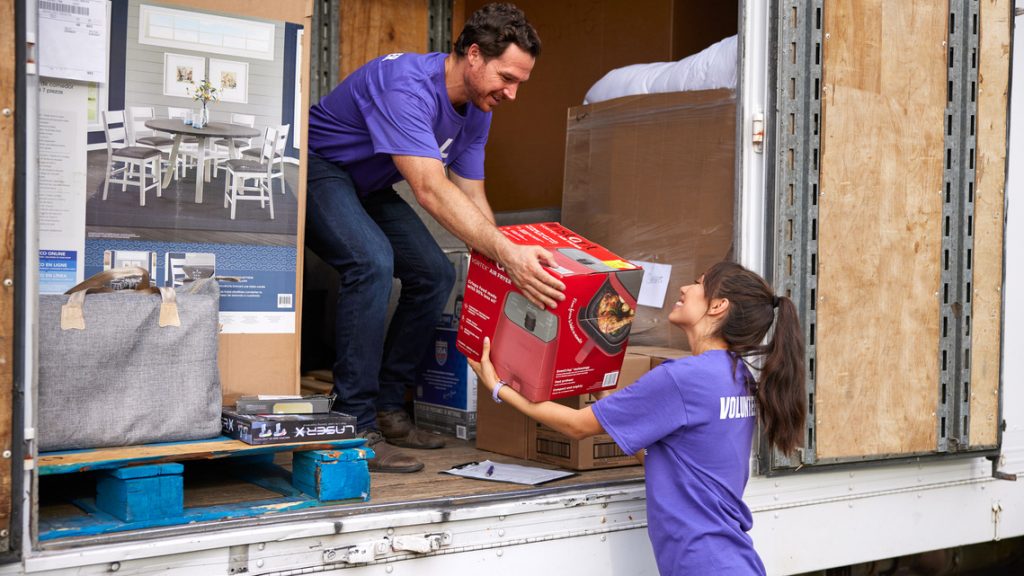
[468, 337, 606, 440]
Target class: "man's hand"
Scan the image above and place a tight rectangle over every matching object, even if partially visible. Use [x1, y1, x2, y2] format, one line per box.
[499, 244, 566, 309]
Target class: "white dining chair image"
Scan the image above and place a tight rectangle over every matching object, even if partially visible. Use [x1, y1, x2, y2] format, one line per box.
[223, 127, 277, 220]
[126, 106, 183, 179]
[101, 110, 162, 206]
[242, 124, 291, 194]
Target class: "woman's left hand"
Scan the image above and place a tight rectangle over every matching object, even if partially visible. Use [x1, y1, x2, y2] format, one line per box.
[467, 337, 501, 393]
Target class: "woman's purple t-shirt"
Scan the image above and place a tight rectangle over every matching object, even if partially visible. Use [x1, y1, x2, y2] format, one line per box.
[308, 52, 491, 195]
[592, 350, 766, 576]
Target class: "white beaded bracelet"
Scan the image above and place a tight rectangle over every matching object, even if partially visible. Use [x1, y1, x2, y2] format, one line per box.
[492, 380, 506, 404]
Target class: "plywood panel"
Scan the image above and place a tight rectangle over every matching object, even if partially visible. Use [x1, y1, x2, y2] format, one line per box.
[970, 0, 1011, 447]
[0, 0, 14, 544]
[816, 0, 947, 459]
[339, 0, 430, 80]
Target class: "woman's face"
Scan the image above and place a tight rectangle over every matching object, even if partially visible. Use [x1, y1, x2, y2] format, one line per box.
[668, 275, 710, 328]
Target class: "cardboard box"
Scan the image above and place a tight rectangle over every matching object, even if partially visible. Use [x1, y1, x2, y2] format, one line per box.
[527, 353, 650, 470]
[413, 250, 477, 439]
[221, 410, 357, 445]
[456, 222, 644, 402]
[234, 395, 335, 415]
[476, 347, 691, 463]
[413, 327, 478, 440]
[34, 1, 315, 407]
[438, 249, 471, 329]
[527, 349, 690, 470]
[475, 383, 530, 459]
[629, 346, 693, 369]
[561, 90, 737, 350]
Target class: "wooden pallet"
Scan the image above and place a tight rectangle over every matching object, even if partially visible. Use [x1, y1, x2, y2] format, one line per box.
[38, 436, 371, 540]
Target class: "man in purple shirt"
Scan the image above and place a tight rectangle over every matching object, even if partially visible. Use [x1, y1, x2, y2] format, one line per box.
[306, 3, 565, 472]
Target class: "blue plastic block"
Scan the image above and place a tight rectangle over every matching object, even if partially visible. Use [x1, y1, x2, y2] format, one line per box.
[292, 449, 371, 502]
[95, 463, 184, 522]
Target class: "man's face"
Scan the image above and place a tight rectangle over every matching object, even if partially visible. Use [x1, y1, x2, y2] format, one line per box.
[465, 43, 535, 112]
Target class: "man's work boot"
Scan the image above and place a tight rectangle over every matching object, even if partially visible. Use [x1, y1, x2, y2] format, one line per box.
[377, 409, 446, 449]
[360, 430, 424, 473]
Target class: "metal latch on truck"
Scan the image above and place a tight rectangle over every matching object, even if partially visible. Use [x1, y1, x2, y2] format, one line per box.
[324, 532, 453, 564]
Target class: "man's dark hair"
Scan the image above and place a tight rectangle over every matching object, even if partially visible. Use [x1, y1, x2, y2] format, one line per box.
[453, 3, 541, 59]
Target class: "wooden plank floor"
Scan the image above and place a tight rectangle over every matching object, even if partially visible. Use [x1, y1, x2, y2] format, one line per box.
[364, 436, 644, 505]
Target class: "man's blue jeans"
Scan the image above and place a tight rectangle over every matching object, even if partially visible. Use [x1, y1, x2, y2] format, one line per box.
[305, 154, 455, 431]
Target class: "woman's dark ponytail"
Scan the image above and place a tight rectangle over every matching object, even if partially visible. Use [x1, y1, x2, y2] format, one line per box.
[758, 295, 806, 456]
[702, 262, 807, 457]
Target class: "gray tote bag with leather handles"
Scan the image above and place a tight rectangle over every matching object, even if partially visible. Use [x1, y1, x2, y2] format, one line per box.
[37, 267, 223, 452]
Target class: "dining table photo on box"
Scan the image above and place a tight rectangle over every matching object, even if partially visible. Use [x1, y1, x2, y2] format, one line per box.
[145, 118, 260, 204]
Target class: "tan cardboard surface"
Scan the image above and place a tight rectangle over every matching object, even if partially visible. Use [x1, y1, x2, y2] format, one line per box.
[220, 334, 301, 404]
[474, 384, 530, 459]
[562, 90, 736, 349]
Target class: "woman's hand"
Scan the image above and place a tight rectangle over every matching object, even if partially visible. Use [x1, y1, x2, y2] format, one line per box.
[467, 336, 501, 394]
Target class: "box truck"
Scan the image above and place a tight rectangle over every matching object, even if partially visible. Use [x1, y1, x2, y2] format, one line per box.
[0, 0, 1020, 574]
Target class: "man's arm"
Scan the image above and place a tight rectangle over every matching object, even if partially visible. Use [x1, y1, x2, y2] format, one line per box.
[393, 154, 565, 308]
[449, 170, 495, 225]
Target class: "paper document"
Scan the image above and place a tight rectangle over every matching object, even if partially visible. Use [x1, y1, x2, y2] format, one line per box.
[443, 460, 575, 485]
[39, 0, 108, 82]
[632, 260, 672, 308]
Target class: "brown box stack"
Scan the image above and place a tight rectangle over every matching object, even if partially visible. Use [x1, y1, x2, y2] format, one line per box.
[526, 347, 691, 470]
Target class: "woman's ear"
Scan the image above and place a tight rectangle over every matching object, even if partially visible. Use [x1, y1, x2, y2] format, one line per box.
[708, 297, 730, 317]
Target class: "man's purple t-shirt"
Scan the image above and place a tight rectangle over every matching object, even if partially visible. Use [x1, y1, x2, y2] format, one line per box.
[592, 350, 765, 576]
[308, 52, 491, 195]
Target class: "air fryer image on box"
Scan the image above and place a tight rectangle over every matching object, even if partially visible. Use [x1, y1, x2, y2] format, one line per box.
[491, 291, 560, 401]
[456, 222, 643, 402]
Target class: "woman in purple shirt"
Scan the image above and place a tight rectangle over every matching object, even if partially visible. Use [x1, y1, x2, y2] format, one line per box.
[469, 261, 807, 575]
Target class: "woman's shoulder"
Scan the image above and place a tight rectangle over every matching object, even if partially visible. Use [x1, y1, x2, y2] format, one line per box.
[657, 350, 737, 385]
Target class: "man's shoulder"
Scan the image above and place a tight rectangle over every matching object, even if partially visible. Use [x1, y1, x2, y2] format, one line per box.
[366, 52, 444, 83]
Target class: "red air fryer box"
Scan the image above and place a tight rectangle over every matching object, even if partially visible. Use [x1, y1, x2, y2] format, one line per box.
[456, 223, 644, 402]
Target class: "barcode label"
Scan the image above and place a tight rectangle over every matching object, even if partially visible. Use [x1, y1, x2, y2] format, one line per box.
[456, 425, 467, 440]
[277, 294, 293, 309]
[537, 437, 571, 459]
[602, 371, 619, 388]
[593, 441, 626, 459]
[40, 1, 91, 15]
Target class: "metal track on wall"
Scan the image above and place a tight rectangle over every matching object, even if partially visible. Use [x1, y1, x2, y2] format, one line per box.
[769, 0, 823, 471]
[428, 0, 454, 53]
[940, 0, 980, 453]
[310, 0, 340, 104]
[770, 0, 981, 472]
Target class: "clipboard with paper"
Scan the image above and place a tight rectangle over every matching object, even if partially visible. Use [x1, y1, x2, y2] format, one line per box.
[442, 460, 576, 485]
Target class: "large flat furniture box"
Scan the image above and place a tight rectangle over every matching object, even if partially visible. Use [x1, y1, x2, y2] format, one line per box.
[527, 348, 690, 470]
[561, 90, 737, 350]
[457, 222, 644, 402]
